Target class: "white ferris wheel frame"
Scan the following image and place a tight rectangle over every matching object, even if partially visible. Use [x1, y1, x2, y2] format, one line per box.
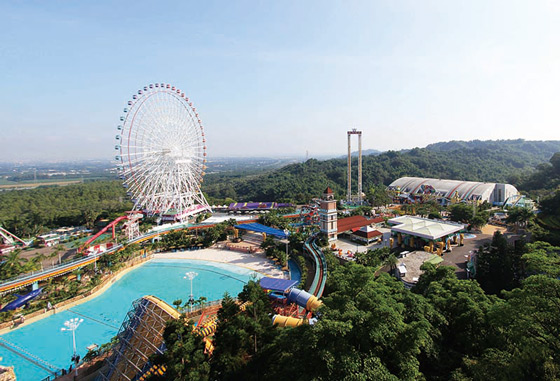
[114, 83, 211, 221]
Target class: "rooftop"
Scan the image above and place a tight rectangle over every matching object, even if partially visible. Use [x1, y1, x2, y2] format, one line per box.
[337, 216, 385, 234]
[388, 216, 465, 240]
[354, 226, 383, 239]
[337, 215, 369, 233]
[259, 277, 298, 293]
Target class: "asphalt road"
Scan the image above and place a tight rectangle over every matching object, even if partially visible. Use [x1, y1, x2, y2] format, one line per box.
[441, 233, 492, 279]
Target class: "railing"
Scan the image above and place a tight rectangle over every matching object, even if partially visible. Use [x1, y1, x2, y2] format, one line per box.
[0, 244, 123, 294]
[182, 299, 224, 319]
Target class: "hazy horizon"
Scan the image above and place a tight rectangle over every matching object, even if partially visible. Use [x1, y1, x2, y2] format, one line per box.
[2, 1, 560, 161]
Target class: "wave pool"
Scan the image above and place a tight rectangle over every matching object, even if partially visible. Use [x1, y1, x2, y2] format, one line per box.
[0, 258, 261, 380]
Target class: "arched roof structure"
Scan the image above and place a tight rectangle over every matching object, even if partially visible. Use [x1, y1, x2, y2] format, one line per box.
[388, 177, 518, 204]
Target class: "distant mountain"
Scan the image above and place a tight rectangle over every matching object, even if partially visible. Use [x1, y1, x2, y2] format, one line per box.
[338, 149, 383, 158]
[354, 148, 382, 156]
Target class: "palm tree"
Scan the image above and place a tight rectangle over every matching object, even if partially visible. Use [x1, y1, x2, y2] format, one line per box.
[1, 250, 26, 280]
[506, 207, 534, 232]
[192, 296, 208, 310]
[173, 299, 183, 312]
[52, 244, 65, 265]
[31, 253, 47, 272]
[384, 253, 398, 276]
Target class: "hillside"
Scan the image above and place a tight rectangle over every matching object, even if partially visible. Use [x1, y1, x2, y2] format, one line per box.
[425, 139, 560, 166]
[203, 140, 560, 203]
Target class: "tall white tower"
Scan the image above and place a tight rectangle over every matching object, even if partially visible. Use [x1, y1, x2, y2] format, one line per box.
[347, 129, 363, 204]
[319, 187, 338, 241]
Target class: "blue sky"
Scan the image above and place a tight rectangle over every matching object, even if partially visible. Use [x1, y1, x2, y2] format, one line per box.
[1, 0, 559, 161]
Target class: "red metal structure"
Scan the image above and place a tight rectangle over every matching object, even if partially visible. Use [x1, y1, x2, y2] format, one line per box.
[0, 226, 28, 247]
[78, 216, 129, 253]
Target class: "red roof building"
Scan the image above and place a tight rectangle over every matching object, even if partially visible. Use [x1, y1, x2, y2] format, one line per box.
[354, 226, 383, 240]
[337, 216, 369, 233]
[337, 216, 385, 234]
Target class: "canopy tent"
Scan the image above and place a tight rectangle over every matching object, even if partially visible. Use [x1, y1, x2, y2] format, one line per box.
[234, 222, 289, 239]
[388, 216, 465, 240]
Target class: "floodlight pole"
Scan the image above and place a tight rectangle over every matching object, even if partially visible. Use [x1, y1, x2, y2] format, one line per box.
[184, 272, 198, 313]
[61, 317, 84, 377]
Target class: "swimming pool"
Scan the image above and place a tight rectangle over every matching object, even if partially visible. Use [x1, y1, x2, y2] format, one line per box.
[0, 258, 261, 380]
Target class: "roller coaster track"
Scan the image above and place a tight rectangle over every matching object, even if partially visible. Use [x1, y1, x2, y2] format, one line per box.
[0, 214, 302, 294]
[303, 237, 327, 298]
[0, 336, 59, 375]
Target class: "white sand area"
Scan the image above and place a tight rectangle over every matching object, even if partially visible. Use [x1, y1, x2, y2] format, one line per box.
[155, 247, 287, 279]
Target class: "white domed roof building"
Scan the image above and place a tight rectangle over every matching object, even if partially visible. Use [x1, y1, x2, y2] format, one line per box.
[388, 177, 519, 206]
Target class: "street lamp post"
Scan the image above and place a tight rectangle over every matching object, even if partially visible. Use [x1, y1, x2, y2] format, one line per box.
[184, 271, 198, 313]
[61, 317, 84, 377]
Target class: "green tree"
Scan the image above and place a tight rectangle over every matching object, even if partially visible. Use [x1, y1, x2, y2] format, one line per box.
[266, 265, 441, 380]
[476, 231, 524, 294]
[367, 184, 392, 207]
[522, 241, 560, 278]
[148, 314, 210, 380]
[355, 247, 390, 268]
[210, 281, 276, 380]
[506, 206, 534, 232]
[0, 250, 27, 280]
[449, 203, 489, 228]
[413, 263, 499, 378]
[465, 276, 560, 380]
[257, 210, 289, 230]
[172, 299, 183, 311]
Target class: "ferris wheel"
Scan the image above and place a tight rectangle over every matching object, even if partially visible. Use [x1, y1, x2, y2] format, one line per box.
[114, 83, 211, 221]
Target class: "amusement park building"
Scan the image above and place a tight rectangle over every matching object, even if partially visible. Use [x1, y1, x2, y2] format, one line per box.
[388, 177, 519, 205]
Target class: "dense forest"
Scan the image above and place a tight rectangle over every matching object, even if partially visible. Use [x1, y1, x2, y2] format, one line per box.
[203, 139, 560, 204]
[516, 154, 560, 245]
[425, 139, 560, 162]
[0, 181, 131, 237]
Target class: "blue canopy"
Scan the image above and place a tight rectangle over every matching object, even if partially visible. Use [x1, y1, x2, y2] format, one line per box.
[259, 277, 298, 293]
[234, 222, 289, 239]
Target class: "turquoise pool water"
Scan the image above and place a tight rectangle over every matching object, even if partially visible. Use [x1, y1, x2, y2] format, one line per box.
[0, 258, 261, 380]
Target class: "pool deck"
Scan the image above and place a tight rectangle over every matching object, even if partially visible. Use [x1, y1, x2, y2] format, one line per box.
[155, 248, 287, 279]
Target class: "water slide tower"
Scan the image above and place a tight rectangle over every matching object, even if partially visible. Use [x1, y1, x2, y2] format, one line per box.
[347, 129, 363, 204]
